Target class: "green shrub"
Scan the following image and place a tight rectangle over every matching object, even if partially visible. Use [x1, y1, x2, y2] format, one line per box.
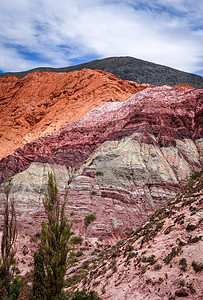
[76, 251, 83, 257]
[29, 235, 38, 243]
[84, 214, 96, 227]
[179, 258, 187, 271]
[82, 261, 89, 269]
[71, 290, 101, 299]
[141, 255, 156, 265]
[70, 236, 83, 245]
[191, 261, 203, 272]
[187, 282, 196, 294]
[189, 172, 202, 180]
[163, 247, 181, 264]
[154, 264, 162, 271]
[140, 265, 147, 274]
[127, 251, 137, 260]
[95, 171, 104, 176]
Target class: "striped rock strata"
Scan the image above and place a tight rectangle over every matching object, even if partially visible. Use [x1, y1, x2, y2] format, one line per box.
[0, 86, 202, 239]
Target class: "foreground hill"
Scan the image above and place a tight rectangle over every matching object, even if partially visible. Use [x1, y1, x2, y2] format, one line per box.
[73, 172, 203, 299]
[0, 69, 148, 159]
[0, 56, 202, 88]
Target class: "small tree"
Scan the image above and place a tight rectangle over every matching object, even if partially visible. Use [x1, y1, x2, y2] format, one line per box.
[33, 247, 46, 300]
[84, 213, 96, 240]
[0, 180, 17, 297]
[40, 172, 73, 300]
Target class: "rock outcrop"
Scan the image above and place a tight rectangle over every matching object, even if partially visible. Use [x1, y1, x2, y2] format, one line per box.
[0, 86, 202, 240]
[0, 69, 147, 159]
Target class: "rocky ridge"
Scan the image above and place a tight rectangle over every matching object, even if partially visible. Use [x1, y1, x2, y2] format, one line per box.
[0, 56, 203, 88]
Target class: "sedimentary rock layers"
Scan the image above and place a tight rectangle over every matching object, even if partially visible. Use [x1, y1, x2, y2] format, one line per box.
[0, 86, 202, 238]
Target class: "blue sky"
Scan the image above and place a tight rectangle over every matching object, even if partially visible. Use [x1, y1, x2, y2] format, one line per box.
[0, 0, 203, 75]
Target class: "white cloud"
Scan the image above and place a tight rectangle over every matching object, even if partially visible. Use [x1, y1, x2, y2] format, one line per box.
[0, 0, 202, 75]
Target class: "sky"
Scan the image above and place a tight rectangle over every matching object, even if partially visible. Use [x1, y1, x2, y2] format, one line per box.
[0, 0, 203, 75]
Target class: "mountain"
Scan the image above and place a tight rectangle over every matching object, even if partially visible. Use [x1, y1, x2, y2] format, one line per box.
[0, 63, 202, 299]
[0, 86, 202, 240]
[0, 56, 203, 88]
[0, 69, 149, 159]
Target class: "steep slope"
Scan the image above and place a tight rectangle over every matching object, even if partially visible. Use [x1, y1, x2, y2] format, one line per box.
[73, 172, 203, 300]
[0, 69, 147, 159]
[0, 86, 202, 240]
[0, 56, 202, 88]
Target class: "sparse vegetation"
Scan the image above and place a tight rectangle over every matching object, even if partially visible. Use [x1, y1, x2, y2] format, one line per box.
[29, 235, 38, 243]
[141, 254, 156, 265]
[163, 247, 181, 264]
[5, 278, 22, 300]
[71, 289, 101, 299]
[189, 171, 202, 180]
[179, 258, 187, 272]
[84, 213, 96, 227]
[154, 263, 162, 271]
[140, 265, 147, 274]
[71, 236, 83, 245]
[95, 171, 104, 176]
[175, 288, 189, 297]
[187, 281, 196, 294]
[191, 261, 203, 272]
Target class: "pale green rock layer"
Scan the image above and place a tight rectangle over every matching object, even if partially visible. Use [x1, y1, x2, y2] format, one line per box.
[0, 134, 202, 239]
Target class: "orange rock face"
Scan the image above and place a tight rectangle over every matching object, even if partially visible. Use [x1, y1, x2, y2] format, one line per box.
[0, 69, 149, 159]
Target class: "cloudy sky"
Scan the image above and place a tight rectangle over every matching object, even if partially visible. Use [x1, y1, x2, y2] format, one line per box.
[0, 0, 203, 75]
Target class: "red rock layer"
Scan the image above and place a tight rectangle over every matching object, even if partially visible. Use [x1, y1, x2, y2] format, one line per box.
[0, 86, 202, 184]
[174, 83, 194, 89]
[0, 69, 149, 159]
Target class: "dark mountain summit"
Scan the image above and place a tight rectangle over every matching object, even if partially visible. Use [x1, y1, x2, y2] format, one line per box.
[1, 56, 203, 88]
